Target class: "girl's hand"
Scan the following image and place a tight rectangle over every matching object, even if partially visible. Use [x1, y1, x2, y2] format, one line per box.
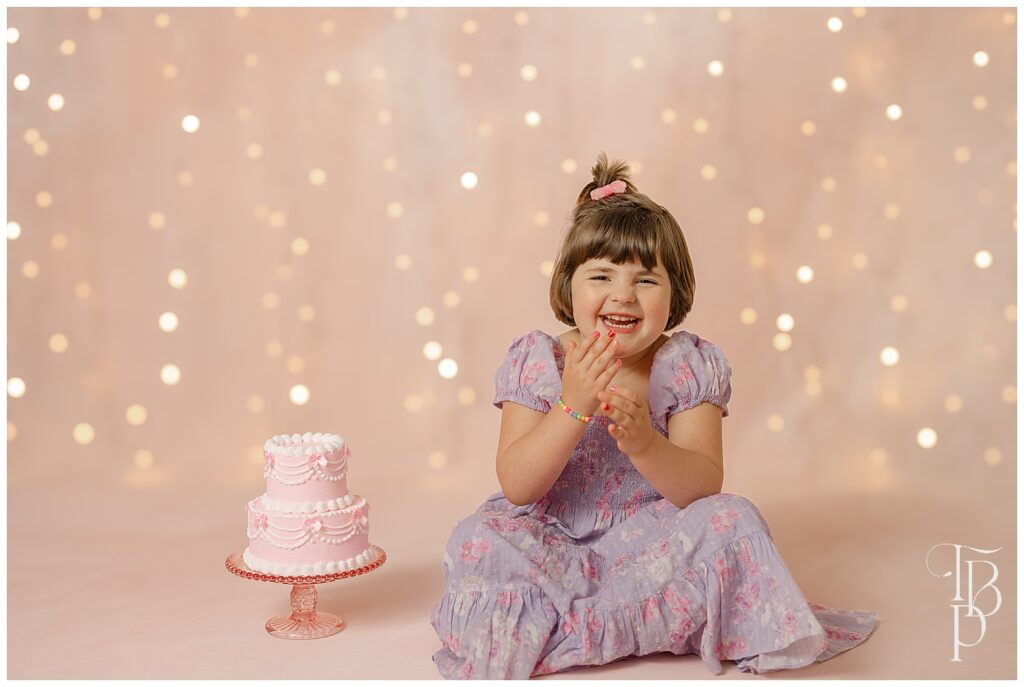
[562, 331, 622, 416]
[597, 386, 656, 456]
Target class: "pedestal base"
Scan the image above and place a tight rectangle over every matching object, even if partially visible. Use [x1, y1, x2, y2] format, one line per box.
[266, 611, 345, 639]
[225, 546, 386, 641]
[264, 583, 345, 639]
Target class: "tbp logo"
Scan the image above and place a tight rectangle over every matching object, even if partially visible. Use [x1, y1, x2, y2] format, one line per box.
[925, 543, 1003, 661]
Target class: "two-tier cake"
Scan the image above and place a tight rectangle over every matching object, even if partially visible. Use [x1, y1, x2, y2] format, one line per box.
[243, 432, 372, 576]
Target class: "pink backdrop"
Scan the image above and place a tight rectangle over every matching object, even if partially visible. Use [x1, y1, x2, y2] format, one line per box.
[6, 6, 1016, 679]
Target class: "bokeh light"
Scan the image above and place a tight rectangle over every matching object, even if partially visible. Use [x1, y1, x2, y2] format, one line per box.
[880, 347, 900, 366]
[415, 307, 435, 326]
[289, 384, 310, 405]
[772, 333, 792, 351]
[160, 364, 181, 386]
[916, 427, 938, 449]
[125, 404, 148, 426]
[438, 359, 458, 379]
[423, 341, 443, 361]
[159, 312, 179, 332]
[149, 211, 167, 231]
[443, 291, 460, 308]
[73, 423, 95, 445]
[8, 377, 26, 398]
[49, 333, 69, 353]
[168, 269, 188, 289]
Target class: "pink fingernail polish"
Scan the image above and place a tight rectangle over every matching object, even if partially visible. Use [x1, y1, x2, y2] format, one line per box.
[609, 386, 617, 392]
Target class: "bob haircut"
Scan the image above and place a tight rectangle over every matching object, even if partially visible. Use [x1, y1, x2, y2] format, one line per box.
[549, 152, 696, 331]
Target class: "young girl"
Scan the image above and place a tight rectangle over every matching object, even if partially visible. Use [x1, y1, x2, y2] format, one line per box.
[429, 153, 879, 679]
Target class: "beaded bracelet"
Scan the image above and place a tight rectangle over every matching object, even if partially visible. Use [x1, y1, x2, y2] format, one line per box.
[555, 397, 593, 423]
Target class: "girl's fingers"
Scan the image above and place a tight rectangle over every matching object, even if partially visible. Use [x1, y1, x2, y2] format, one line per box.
[581, 335, 613, 375]
[595, 359, 621, 387]
[603, 401, 632, 428]
[589, 337, 619, 375]
[612, 386, 640, 406]
[577, 330, 602, 362]
[611, 391, 641, 414]
[604, 387, 647, 418]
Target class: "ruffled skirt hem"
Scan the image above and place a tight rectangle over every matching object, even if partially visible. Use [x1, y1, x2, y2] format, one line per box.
[430, 530, 879, 679]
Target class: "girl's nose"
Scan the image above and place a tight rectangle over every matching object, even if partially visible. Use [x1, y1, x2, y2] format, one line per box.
[611, 284, 636, 303]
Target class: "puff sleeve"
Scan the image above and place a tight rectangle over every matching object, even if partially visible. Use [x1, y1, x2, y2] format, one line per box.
[492, 330, 561, 413]
[649, 331, 733, 430]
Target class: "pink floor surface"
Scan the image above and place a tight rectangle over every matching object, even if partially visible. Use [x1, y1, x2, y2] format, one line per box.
[8, 465, 1015, 679]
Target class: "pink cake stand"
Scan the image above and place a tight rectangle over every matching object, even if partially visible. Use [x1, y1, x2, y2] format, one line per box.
[225, 545, 386, 640]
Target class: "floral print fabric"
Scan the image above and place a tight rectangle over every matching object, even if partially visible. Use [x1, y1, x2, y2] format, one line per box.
[429, 330, 878, 678]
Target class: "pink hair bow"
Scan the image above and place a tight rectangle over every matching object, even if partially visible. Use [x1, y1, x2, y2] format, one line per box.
[590, 179, 627, 201]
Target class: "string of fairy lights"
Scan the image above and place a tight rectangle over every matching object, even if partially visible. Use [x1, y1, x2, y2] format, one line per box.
[5, 7, 1016, 479]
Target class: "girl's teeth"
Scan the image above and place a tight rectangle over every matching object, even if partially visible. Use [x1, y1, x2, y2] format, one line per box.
[602, 316, 639, 330]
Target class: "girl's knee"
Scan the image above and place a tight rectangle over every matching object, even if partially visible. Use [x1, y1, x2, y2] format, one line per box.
[712, 492, 769, 532]
[683, 492, 770, 533]
[446, 511, 490, 552]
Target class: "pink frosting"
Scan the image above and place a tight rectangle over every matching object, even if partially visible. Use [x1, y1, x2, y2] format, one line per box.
[247, 496, 369, 566]
[264, 444, 349, 503]
[265, 473, 349, 503]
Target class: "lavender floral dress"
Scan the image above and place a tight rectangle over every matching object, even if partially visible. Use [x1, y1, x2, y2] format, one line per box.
[430, 330, 878, 679]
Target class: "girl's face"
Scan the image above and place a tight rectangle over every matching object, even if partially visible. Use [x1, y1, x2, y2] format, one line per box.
[570, 257, 672, 361]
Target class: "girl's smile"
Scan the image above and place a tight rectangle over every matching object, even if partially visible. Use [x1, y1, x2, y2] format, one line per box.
[597, 314, 642, 334]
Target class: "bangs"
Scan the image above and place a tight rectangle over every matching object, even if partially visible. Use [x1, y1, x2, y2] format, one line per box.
[568, 215, 662, 271]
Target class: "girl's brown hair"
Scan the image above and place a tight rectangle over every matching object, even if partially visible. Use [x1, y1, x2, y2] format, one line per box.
[549, 152, 696, 331]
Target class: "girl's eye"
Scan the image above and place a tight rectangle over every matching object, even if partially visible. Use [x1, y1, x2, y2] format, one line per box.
[590, 276, 657, 284]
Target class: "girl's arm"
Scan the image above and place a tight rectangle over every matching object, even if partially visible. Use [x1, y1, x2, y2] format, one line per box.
[495, 332, 620, 505]
[495, 401, 589, 505]
[629, 431, 724, 509]
[599, 385, 725, 509]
